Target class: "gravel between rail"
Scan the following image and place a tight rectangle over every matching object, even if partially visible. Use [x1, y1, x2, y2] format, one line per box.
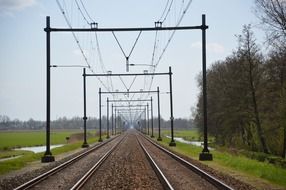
[81, 131, 164, 190]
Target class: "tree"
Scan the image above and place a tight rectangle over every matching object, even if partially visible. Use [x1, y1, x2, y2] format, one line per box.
[265, 48, 286, 157]
[194, 25, 271, 153]
[0, 115, 10, 123]
[237, 25, 269, 154]
[255, 0, 286, 157]
[255, 0, 286, 47]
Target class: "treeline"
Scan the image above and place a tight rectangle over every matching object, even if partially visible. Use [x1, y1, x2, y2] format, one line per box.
[155, 118, 194, 130]
[0, 116, 100, 130]
[194, 0, 286, 158]
[139, 118, 194, 130]
[0, 115, 194, 131]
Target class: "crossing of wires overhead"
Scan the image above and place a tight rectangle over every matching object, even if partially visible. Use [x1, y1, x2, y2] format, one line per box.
[56, 0, 115, 94]
[145, 0, 193, 96]
[55, 0, 194, 109]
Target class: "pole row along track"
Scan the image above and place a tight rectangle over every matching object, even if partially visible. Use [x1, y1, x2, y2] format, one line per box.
[137, 133, 234, 190]
[14, 135, 122, 190]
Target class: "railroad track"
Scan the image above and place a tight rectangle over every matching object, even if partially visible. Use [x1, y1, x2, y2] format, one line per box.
[72, 131, 233, 190]
[70, 135, 127, 190]
[14, 135, 123, 190]
[136, 136, 174, 190]
[137, 133, 234, 190]
[69, 132, 165, 189]
[14, 130, 234, 190]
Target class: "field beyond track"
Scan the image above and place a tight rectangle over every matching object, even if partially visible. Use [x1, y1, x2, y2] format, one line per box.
[0, 129, 98, 175]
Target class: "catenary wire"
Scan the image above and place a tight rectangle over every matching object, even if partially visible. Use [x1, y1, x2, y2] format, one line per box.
[56, 0, 115, 94]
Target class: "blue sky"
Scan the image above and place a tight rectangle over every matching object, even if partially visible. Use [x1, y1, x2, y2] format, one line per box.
[0, 0, 265, 121]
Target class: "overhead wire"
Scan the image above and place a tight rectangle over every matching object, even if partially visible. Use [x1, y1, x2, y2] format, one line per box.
[112, 31, 142, 99]
[57, 0, 193, 122]
[156, 0, 193, 67]
[146, 0, 193, 95]
[128, 75, 137, 90]
[116, 0, 191, 118]
[130, 0, 192, 121]
[74, 0, 175, 108]
[139, 0, 175, 101]
[56, 0, 115, 94]
[119, 76, 129, 90]
[74, 0, 117, 95]
[56, 0, 93, 72]
[74, 0, 116, 95]
[79, 0, 96, 23]
[160, 0, 174, 23]
[111, 31, 142, 59]
[74, 0, 90, 25]
[94, 32, 107, 73]
[158, 0, 170, 22]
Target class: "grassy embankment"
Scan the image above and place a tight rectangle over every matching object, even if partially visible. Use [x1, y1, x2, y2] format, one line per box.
[0, 130, 101, 175]
[153, 129, 286, 188]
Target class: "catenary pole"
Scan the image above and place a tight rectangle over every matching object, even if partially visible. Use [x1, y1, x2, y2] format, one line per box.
[199, 14, 213, 161]
[82, 68, 89, 148]
[42, 16, 54, 163]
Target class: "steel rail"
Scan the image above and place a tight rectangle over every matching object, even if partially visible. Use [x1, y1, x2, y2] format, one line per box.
[139, 133, 234, 190]
[70, 134, 127, 190]
[14, 135, 120, 190]
[136, 135, 174, 190]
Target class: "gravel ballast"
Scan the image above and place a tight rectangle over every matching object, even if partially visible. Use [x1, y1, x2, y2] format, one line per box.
[82, 132, 164, 189]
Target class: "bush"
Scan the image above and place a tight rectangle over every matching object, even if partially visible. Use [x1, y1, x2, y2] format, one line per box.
[240, 150, 286, 168]
[266, 156, 286, 168]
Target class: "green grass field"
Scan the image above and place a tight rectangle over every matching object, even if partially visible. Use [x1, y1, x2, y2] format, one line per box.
[162, 129, 215, 142]
[0, 130, 101, 175]
[0, 130, 84, 150]
[165, 129, 200, 139]
[154, 129, 286, 188]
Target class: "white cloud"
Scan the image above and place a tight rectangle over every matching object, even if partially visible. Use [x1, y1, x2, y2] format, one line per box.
[0, 0, 37, 13]
[191, 42, 225, 54]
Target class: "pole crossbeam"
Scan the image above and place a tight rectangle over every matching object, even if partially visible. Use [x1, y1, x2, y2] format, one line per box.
[116, 109, 146, 111]
[108, 99, 151, 102]
[117, 112, 142, 115]
[84, 72, 169, 77]
[101, 90, 157, 94]
[113, 105, 147, 108]
[46, 25, 208, 32]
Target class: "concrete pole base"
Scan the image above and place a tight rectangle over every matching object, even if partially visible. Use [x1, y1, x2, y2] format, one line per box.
[81, 143, 89, 148]
[41, 155, 55, 163]
[199, 152, 213, 161]
[169, 141, 176, 147]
